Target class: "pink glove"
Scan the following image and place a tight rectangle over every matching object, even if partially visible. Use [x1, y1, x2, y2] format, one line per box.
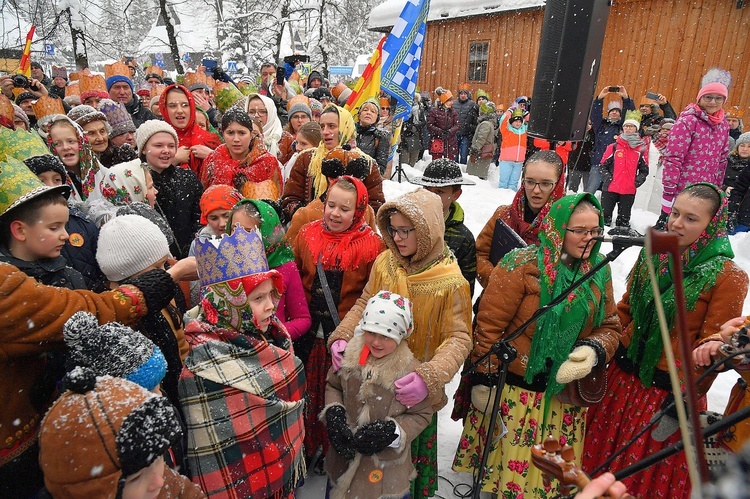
[660, 195, 674, 215]
[330, 339, 348, 371]
[394, 372, 429, 407]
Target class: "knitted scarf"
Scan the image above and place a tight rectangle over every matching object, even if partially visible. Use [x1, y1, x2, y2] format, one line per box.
[687, 102, 726, 126]
[627, 183, 734, 387]
[300, 176, 383, 271]
[523, 193, 609, 399]
[228, 199, 295, 269]
[308, 105, 357, 199]
[620, 132, 645, 149]
[507, 161, 566, 243]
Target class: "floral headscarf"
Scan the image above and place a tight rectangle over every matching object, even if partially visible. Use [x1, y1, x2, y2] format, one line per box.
[627, 183, 734, 386]
[238, 94, 284, 157]
[46, 115, 101, 200]
[507, 157, 566, 243]
[227, 199, 294, 269]
[308, 105, 357, 199]
[199, 184, 242, 225]
[515, 193, 609, 399]
[98, 159, 148, 206]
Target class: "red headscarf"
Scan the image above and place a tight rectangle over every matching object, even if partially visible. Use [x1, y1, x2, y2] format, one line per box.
[299, 175, 383, 271]
[159, 84, 222, 177]
[199, 184, 243, 224]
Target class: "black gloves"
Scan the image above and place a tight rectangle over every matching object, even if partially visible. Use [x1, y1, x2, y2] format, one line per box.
[325, 406, 355, 461]
[353, 420, 398, 456]
[127, 268, 176, 313]
[654, 211, 670, 231]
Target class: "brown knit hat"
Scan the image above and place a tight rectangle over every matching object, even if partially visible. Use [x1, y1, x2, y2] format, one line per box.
[39, 367, 181, 498]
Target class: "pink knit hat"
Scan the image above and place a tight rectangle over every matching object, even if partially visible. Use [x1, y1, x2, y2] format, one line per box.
[696, 68, 731, 101]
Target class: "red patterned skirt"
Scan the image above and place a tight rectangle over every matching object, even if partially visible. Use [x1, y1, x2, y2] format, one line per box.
[583, 362, 704, 499]
[303, 337, 331, 459]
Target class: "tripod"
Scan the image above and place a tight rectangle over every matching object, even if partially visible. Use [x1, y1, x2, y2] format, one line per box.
[464, 244, 630, 499]
[390, 162, 410, 183]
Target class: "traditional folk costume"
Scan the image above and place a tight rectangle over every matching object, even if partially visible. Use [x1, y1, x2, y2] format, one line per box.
[179, 228, 306, 498]
[583, 183, 749, 498]
[328, 187, 472, 497]
[452, 193, 621, 498]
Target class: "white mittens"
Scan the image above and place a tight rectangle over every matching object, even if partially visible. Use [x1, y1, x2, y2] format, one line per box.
[555, 345, 597, 384]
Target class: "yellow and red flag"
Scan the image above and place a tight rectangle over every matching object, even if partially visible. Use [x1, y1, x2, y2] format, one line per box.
[17, 25, 36, 77]
[344, 36, 385, 120]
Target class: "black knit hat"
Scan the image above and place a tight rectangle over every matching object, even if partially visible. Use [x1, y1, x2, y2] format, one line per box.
[15, 92, 36, 105]
[312, 87, 333, 102]
[116, 396, 182, 477]
[410, 158, 476, 187]
[23, 154, 67, 180]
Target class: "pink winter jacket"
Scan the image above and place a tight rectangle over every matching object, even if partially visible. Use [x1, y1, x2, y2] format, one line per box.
[275, 260, 312, 341]
[660, 104, 730, 202]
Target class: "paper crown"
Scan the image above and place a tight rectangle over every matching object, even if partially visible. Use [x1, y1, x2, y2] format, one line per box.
[0, 94, 13, 129]
[286, 94, 310, 111]
[65, 83, 80, 97]
[183, 69, 207, 89]
[458, 82, 471, 92]
[52, 65, 68, 80]
[727, 106, 745, 120]
[32, 96, 65, 120]
[105, 61, 131, 79]
[510, 107, 524, 120]
[145, 66, 164, 78]
[150, 84, 166, 99]
[624, 109, 643, 123]
[0, 126, 51, 162]
[194, 227, 270, 287]
[0, 157, 70, 217]
[214, 81, 243, 113]
[80, 73, 107, 94]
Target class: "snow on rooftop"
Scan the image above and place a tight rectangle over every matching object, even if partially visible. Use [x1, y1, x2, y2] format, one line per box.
[368, 0, 545, 30]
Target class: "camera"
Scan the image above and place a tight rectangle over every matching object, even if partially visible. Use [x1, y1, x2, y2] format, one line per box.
[11, 74, 29, 89]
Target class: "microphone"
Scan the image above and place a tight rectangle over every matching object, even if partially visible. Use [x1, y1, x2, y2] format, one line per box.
[593, 235, 645, 247]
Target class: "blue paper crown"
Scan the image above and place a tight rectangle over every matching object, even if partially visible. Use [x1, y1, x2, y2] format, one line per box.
[194, 227, 270, 287]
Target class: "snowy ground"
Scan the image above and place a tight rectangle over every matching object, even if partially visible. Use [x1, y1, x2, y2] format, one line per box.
[298, 158, 750, 498]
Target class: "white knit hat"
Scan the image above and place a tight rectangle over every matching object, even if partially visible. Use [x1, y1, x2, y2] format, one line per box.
[135, 120, 178, 153]
[96, 214, 170, 282]
[354, 291, 414, 344]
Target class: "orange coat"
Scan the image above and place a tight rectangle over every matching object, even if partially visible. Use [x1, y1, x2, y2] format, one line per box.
[471, 258, 621, 381]
[0, 263, 148, 467]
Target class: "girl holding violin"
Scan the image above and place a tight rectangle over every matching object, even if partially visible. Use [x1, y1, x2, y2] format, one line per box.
[583, 183, 749, 498]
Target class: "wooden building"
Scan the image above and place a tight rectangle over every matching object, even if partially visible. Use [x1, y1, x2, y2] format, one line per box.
[369, 0, 750, 114]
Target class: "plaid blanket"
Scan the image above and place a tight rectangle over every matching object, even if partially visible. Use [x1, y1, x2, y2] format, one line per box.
[179, 319, 307, 498]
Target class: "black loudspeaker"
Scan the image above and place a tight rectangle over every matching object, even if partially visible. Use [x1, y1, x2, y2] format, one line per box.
[528, 0, 611, 141]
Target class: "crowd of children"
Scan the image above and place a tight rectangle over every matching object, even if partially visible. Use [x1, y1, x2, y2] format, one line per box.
[1, 58, 749, 499]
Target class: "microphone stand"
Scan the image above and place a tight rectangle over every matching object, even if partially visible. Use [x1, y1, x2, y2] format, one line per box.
[464, 244, 633, 499]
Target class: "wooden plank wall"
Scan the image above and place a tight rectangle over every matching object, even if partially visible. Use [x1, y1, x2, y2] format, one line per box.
[417, 0, 750, 115]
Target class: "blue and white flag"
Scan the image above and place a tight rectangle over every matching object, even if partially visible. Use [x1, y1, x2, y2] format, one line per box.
[380, 0, 430, 121]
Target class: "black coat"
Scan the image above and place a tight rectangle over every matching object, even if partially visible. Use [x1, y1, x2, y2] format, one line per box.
[0, 245, 87, 290]
[729, 161, 750, 227]
[454, 97, 479, 137]
[724, 154, 749, 190]
[356, 124, 391, 175]
[151, 166, 204, 258]
[61, 205, 105, 291]
[125, 97, 156, 128]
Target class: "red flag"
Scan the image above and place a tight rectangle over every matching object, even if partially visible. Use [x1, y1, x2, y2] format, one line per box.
[18, 25, 36, 77]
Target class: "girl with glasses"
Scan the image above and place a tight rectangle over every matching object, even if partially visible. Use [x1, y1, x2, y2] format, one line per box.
[236, 93, 284, 158]
[326, 187, 472, 497]
[475, 150, 566, 289]
[453, 193, 620, 498]
[584, 184, 748, 498]
[201, 108, 283, 201]
[658, 69, 733, 229]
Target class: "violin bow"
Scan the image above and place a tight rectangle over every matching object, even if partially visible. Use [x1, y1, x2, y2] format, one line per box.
[645, 228, 710, 493]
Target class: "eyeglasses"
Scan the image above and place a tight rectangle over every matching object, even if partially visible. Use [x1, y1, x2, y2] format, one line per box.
[386, 226, 416, 239]
[247, 108, 268, 116]
[382, 107, 390, 111]
[701, 95, 726, 103]
[522, 179, 556, 192]
[565, 227, 605, 237]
